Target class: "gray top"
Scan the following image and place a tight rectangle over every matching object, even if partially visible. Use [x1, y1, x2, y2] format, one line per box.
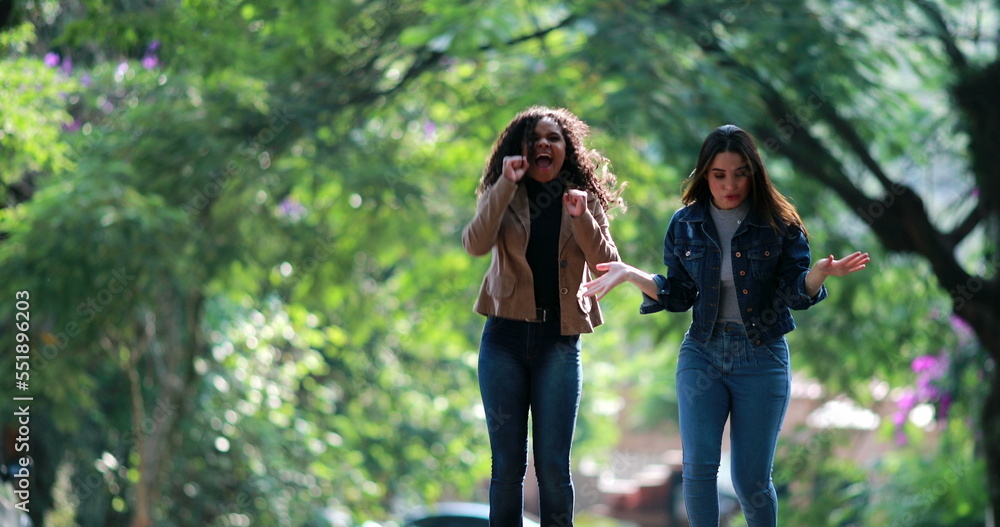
[709, 200, 750, 323]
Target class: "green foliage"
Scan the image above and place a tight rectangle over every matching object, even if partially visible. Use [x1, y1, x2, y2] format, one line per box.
[863, 437, 987, 526]
[0, 23, 78, 189]
[772, 428, 871, 526]
[1, 0, 997, 525]
[773, 422, 988, 527]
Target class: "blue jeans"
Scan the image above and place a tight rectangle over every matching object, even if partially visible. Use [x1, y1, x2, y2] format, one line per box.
[478, 316, 582, 527]
[676, 322, 791, 527]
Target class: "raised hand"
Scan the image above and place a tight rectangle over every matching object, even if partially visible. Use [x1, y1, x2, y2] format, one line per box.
[813, 251, 871, 277]
[581, 262, 631, 300]
[503, 155, 529, 183]
[563, 189, 588, 217]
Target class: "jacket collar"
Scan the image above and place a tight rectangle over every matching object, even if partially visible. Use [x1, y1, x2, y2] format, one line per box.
[681, 199, 770, 228]
[510, 182, 531, 231]
[510, 179, 576, 252]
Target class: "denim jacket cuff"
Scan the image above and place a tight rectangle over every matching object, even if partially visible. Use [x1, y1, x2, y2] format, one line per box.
[798, 272, 828, 306]
[639, 274, 669, 314]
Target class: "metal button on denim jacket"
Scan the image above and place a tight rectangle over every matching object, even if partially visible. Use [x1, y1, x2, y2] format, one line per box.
[640, 201, 827, 345]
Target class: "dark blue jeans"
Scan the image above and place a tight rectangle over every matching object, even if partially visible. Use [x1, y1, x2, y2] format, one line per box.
[676, 322, 791, 527]
[478, 316, 582, 527]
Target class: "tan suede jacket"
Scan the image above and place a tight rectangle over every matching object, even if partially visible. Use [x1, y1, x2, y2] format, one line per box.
[462, 177, 620, 335]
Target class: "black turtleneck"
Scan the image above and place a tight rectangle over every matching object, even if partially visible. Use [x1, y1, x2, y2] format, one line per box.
[524, 177, 564, 310]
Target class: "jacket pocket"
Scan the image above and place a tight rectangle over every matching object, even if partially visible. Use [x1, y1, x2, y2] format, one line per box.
[486, 274, 515, 298]
[578, 290, 592, 314]
[748, 242, 781, 279]
[674, 244, 706, 279]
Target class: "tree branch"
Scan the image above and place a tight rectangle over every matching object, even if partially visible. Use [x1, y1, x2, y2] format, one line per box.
[490, 13, 578, 49]
[375, 13, 577, 99]
[911, 0, 969, 71]
[813, 103, 897, 191]
[674, 6, 974, 287]
[946, 199, 987, 245]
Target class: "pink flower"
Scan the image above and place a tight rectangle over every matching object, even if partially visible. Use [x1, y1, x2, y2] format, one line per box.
[892, 410, 908, 427]
[916, 380, 940, 400]
[937, 393, 952, 421]
[44, 52, 60, 67]
[950, 315, 974, 345]
[897, 389, 916, 414]
[142, 40, 161, 70]
[277, 197, 307, 221]
[911, 355, 939, 373]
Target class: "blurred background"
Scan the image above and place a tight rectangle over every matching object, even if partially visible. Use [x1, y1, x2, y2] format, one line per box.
[1, 0, 998, 526]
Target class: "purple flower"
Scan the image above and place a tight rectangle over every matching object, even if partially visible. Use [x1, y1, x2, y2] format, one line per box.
[277, 197, 307, 220]
[911, 355, 937, 374]
[147, 40, 161, 52]
[62, 119, 82, 132]
[950, 315, 974, 345]
[916, 379, 940, 400]
[44, 52, 60, 67]
[912, 353, 949, 377]
[892, 410, 908, 427]
[937, 392, 952, 421]
[81, 73, 92, 87]
[142, 55, 159, 70]
[897, 390, 916, 413]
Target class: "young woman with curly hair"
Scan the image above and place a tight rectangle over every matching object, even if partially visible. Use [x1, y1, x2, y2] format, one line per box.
[582, 124, 869, 527]
[463, 106, 625, 527]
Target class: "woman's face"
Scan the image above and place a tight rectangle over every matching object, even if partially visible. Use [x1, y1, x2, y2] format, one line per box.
[527, 118, 566, 182]
[707, 151, 750, 210]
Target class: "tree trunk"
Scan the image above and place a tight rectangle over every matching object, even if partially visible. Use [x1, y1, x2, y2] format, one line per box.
[955, 292, 1000, 525]
[984, 376, 1000, 527]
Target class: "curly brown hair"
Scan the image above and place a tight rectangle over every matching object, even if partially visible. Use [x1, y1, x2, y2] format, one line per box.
[476, 106, 626, 216]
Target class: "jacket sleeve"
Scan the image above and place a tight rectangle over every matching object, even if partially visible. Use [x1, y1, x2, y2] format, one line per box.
[640, 213, 698, 314]
[570, 193, 620, 274]
[462, 177, 519, 257]
[776, 226, 827, 310]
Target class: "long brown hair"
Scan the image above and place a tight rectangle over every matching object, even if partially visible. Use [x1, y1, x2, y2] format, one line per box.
[477, 106, 625, 215]
[681, 124, 807, 237]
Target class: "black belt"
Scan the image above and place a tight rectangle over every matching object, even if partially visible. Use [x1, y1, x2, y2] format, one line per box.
[535, 307, 558, 322]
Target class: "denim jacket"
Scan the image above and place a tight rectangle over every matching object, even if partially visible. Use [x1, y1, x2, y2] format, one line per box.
[640, 201, 827, 346]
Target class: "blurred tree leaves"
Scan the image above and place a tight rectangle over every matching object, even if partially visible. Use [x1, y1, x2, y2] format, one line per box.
[0, 0, 996, 525]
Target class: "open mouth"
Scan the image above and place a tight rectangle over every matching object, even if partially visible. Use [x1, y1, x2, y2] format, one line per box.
[534, 153, 553, 169]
